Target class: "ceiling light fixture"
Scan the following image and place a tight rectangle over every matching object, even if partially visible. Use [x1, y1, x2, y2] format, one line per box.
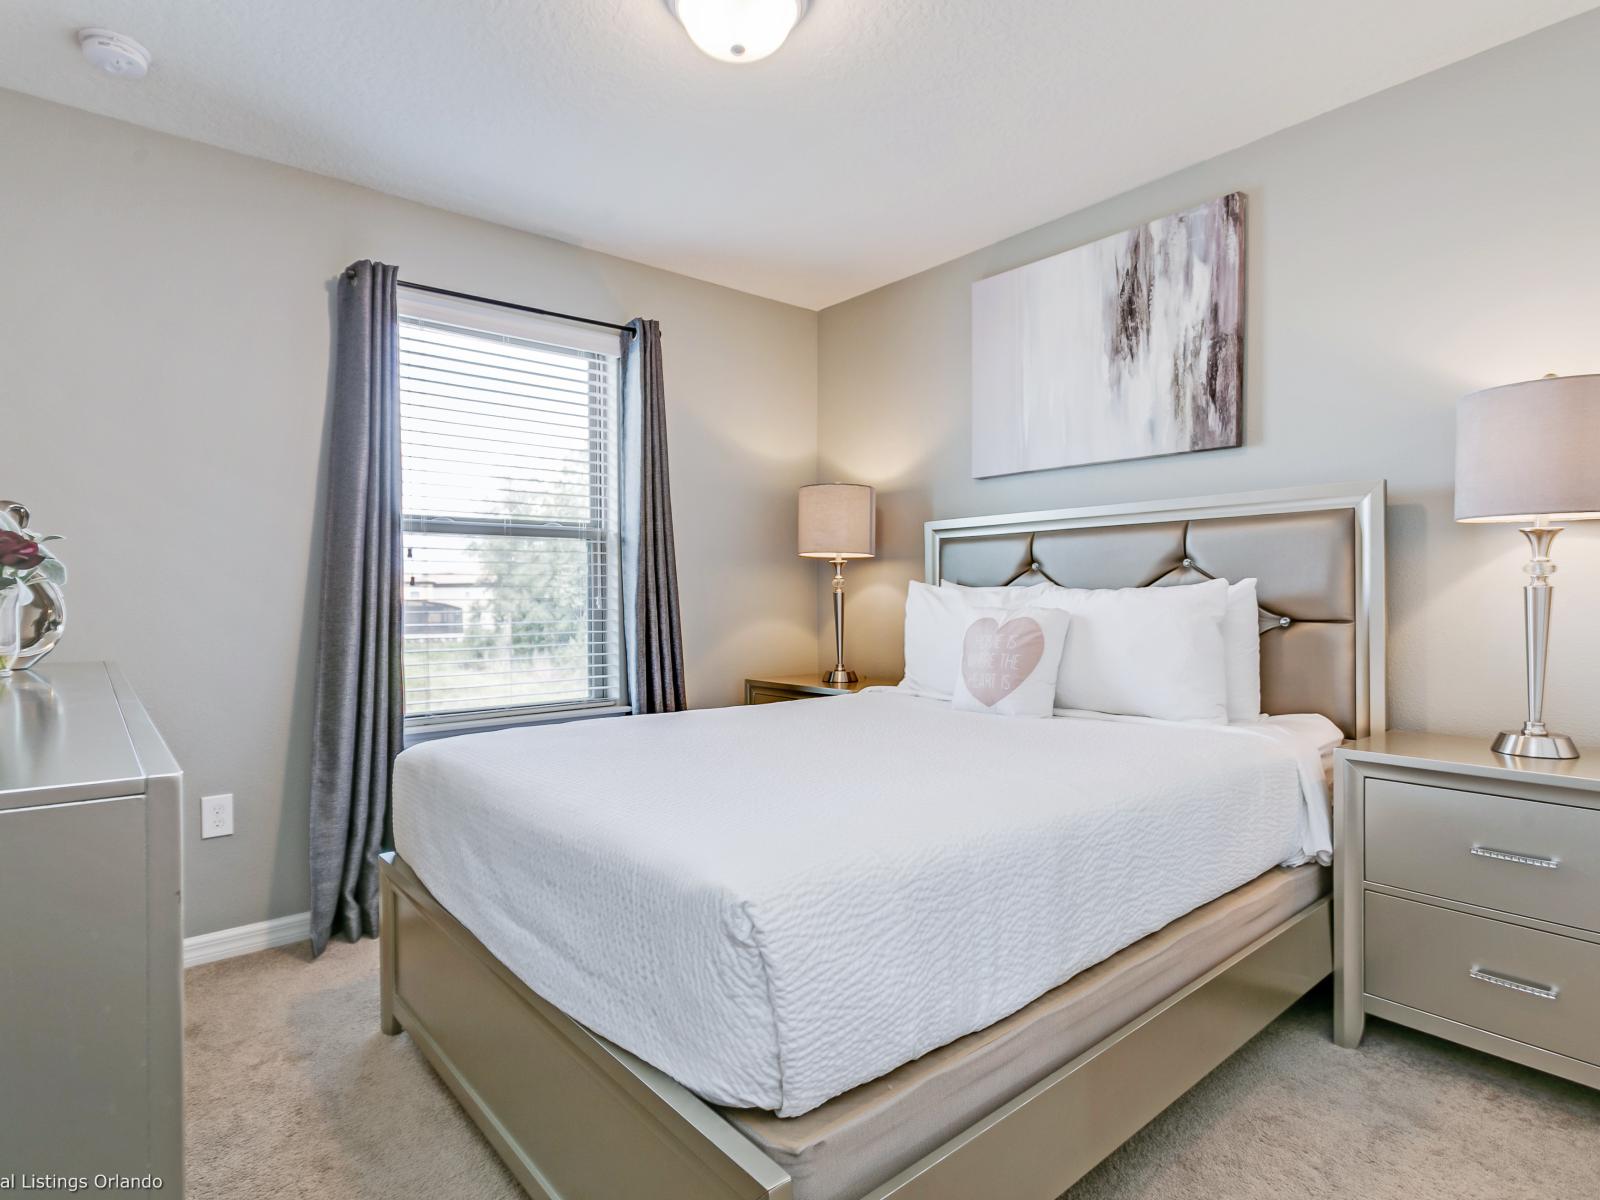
[666, 0, 809, 64]
[77, 28, 151, 79]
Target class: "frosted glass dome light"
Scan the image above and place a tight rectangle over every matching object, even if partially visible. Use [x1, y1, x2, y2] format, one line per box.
[668, 0, 809, 64]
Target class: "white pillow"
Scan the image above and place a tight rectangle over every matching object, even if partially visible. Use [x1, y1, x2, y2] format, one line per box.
[951, 607, 1071, 718]
[904, 581, 1047, 698]
[1035, 578, 1230, 722]
[940, 580, 1053, 604]
[1222, 579, 1262, 722]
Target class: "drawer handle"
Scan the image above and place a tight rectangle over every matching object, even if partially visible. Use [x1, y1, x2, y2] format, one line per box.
[1469, 846, 1559, 870]
[1469, 967, 1560, 1000]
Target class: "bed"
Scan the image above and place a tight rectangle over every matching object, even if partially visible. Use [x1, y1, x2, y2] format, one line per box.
[379, 480, 1386, 1200]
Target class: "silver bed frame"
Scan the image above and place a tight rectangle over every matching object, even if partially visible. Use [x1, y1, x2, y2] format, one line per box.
[380, 481, 1387, 1200]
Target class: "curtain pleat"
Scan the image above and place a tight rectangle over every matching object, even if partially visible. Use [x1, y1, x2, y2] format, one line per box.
[309, 260, 403, 955]
[620, 319, 687, 713]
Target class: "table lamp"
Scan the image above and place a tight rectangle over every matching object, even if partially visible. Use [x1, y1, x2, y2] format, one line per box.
[799, 483, 875, 685]
[1456, 373, 1600, 759]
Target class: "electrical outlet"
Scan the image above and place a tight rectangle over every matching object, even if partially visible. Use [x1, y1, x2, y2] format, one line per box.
[201, 793, 234, 839]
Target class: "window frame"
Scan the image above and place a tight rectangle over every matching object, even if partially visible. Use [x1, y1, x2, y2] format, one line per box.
[396, 291, 629, 735]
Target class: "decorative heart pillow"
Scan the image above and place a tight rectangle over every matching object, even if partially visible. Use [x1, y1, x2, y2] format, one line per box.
[903, 580, 1053, 698]
[951, 606, 1071, 718]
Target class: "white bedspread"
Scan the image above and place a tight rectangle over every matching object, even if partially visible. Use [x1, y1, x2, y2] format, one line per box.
[392, 689, 1337, 1117]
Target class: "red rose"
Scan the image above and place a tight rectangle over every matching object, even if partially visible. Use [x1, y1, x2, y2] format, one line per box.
[0, 531, 44, 570]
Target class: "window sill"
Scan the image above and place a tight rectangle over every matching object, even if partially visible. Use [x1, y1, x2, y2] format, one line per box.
[403, 704, 632, 748]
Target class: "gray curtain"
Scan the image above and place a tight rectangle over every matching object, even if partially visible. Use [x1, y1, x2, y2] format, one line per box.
[309, 260, 403, 955]
[620, 319, 687, 713]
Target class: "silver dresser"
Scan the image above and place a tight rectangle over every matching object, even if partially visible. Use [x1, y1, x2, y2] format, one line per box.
[0, 662, 183, 1195]
[1334, 731, 1600, 1089]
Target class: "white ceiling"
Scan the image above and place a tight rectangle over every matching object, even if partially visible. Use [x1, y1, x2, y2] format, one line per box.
[3, 1, 1594, 309]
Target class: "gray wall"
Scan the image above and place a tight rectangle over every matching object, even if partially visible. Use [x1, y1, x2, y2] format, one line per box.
[816, 12, 1600, 746]
[0, 90, 819, 937]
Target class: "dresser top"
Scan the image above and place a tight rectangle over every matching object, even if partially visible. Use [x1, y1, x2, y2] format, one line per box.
[1340, 730, 1600, 791]
[0, 661, 179, 810]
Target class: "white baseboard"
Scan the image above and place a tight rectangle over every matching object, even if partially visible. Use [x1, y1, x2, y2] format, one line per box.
[184, 911, 312, 968]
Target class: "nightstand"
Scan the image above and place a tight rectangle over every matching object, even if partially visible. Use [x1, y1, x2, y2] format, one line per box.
[743, 673, 898, 704]
[1334, 731, 1600, 1089]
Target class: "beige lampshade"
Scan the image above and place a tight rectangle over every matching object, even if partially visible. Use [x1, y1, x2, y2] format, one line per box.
[1456, 374, 1600, 523]
[798, 483, 876, 558]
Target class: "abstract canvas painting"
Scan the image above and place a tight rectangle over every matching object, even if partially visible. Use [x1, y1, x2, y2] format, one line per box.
[971, 192, 1244, 477]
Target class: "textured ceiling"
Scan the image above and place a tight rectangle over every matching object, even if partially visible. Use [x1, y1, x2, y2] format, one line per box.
[2, 1, 1594, 308]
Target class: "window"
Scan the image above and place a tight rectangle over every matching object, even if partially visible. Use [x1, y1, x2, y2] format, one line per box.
[397, 292, 625, 728]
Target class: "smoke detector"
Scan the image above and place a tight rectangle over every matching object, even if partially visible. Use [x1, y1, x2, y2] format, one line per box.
[78, 29, 151, 79]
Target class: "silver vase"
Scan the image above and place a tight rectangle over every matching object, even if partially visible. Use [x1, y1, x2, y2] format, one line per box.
[0, 580, 28, 676]
[0, 500, 67, 671]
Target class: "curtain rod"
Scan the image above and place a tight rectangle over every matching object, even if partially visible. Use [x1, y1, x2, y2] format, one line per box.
[397, 280, 635, 336]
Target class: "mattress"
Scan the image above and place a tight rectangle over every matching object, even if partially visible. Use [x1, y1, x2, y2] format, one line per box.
[722, 863, 1329, 1200]
[392, 688, 1337, 1117]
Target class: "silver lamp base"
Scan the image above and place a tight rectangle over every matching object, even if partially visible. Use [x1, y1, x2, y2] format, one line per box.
[1488, 524, 1581, 761]
[822, 557, 858, 687]
[1493, 728, 1579, 760]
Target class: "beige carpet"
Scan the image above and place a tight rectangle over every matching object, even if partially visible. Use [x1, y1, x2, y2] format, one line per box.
[185, 940, 1600, 1199]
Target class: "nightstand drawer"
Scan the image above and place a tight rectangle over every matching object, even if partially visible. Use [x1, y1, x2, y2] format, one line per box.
[744, 675, 896, 704]
[1365, 778, 1600, 933]
[1366, 892, 1600, 1067]
[745, 684, 810, 705]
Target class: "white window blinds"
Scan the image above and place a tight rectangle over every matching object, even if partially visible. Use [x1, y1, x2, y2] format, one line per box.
[397, 296, 625, 725]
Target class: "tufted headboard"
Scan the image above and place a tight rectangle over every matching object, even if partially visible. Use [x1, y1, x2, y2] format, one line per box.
[925, 482, 1386, 739]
